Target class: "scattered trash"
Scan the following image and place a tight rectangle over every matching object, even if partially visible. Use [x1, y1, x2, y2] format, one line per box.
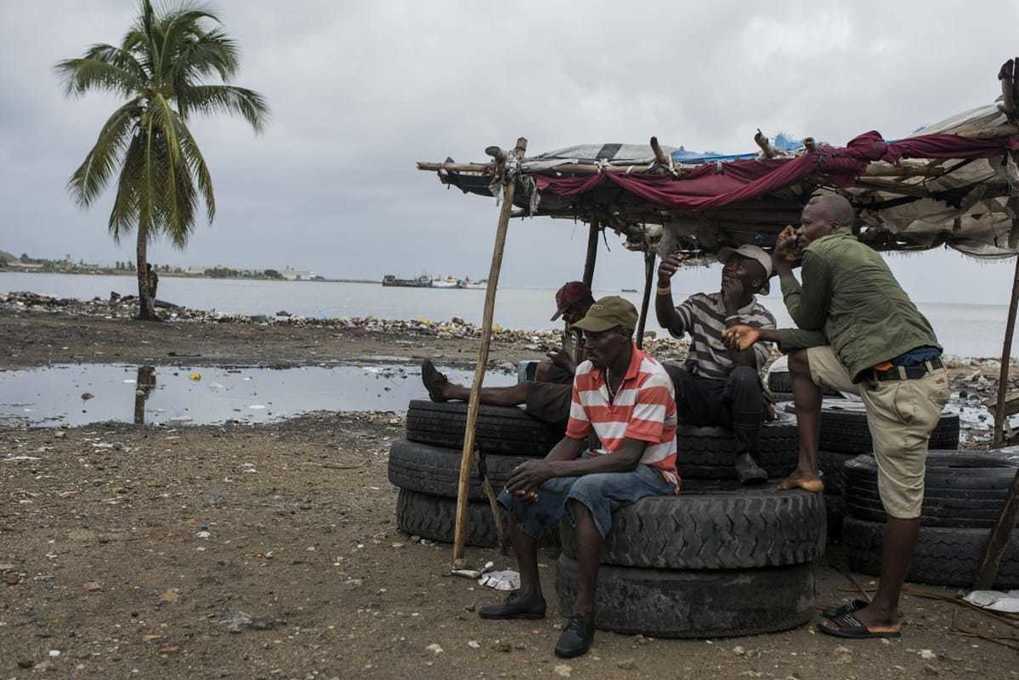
[964, 590, 1019, 613]
[218, 610, 283, 633]
[451, 561, 495, 580]
[190, 372, 202, 381]
[478, 569, 520, 591]
[425, 643, 444, 655]
[918, 649, 937, 661]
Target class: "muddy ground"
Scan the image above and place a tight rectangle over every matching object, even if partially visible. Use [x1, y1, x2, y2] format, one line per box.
[1, 311, 1018, 679]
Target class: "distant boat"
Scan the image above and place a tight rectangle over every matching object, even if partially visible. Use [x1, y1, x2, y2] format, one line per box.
[461, 277, 487, 289]
[382, 274, 432, 288]
[431, 275, 462, 289]
[621, 288, 638, 293]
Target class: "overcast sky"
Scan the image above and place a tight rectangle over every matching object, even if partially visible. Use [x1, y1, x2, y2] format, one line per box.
[2, 0, 1019, 305]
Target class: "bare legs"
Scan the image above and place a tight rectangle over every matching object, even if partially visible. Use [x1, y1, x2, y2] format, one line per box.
[568, 500, 602, 620]
[509, 518, 543, 603]
[854, 517, 919, 629]
[421, 359, 532, 406]
[442, 382, 531, 407]
[779, 350, 825, 493]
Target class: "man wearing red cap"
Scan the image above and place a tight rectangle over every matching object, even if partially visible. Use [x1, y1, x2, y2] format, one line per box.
[421, 282, 595, 428]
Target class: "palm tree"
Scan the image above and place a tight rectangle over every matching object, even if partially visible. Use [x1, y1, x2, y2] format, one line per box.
[56, 0, 268, 320]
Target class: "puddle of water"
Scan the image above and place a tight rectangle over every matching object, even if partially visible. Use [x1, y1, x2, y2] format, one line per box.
[0, 363, 515, 428]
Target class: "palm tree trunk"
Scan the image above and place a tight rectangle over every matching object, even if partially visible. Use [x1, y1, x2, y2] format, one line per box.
[135, 228, 158, 321]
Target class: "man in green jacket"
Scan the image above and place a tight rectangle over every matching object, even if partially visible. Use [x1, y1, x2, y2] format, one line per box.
[725, 191, 950, 640]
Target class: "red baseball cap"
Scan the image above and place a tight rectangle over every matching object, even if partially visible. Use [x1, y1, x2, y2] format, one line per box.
[551, 281, 593, 321]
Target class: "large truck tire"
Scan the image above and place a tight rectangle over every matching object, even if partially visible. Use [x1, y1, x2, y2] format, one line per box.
[556, 557, 815, 638]
[843, 516, 1019, 589]
[559, 488, 825, 569]
[387, 439, 527, 501]
[405, 400, 560, 457]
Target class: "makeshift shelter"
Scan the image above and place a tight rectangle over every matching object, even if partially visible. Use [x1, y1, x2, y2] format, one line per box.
[417, 59, 1019, 584]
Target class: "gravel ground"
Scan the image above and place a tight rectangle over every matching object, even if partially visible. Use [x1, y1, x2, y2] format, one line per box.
[1, 309, 1018, 679]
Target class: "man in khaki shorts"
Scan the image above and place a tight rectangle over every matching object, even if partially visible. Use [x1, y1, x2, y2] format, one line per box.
[725, 191, 950, 640]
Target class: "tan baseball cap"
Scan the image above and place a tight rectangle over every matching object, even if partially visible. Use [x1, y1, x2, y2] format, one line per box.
[572, 296, 638, 333]
[718, 244, 772, 294]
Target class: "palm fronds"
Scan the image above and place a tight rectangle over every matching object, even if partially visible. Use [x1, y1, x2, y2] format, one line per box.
[57, 0, 268, 247]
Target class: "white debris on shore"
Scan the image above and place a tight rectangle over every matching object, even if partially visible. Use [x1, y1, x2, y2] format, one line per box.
[0, 290, 693, 361]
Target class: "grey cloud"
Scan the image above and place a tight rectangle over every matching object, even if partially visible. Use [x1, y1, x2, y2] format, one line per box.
[1, 0, 1018, 303]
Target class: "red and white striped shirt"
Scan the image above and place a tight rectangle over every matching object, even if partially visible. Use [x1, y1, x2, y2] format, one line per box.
[565, 345, 679, 489]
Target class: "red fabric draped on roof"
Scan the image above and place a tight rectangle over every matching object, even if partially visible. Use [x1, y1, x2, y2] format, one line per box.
[533, 131, 1017, 210]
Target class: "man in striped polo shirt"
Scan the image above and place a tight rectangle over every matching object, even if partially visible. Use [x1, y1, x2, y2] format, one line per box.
[656, 244, 776, 484]
[479, 296, 678, 659]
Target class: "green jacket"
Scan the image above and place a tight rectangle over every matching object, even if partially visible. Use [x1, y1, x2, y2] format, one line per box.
[774, 231, 940, 382]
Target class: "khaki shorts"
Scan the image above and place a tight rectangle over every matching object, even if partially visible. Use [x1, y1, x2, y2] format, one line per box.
[806, 346, 951, 519]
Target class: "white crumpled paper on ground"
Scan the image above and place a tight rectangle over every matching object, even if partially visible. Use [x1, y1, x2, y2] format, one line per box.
[478, 570, 521, 591]
[964, 590, 1019, 613]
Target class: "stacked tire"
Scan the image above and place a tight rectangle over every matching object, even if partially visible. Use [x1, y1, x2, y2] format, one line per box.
[842, 451, 1019, 588]
[808, 399, 960, 537]
[555, 410, 827, 638]
[557, 487, 826, 637]
[388, 400, 562, 547]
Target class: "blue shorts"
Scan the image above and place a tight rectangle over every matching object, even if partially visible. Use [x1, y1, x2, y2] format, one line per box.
[497, 463, 674, 539]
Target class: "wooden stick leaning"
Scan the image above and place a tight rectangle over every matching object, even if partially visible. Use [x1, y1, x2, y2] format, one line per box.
[992, 254, 1019, 447]
[636, 249, 656, 349]
[451, 137, 528, 568]
[977, 252, 1019, 589]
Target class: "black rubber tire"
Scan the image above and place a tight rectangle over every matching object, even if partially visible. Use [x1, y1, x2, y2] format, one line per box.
[387, 439, 528, 500]
[556, 556, 815, 638]
[559, 488, 825, 569]
[817, 449, 857, 497]
[844, 516, 1019, 589]
[396, 489, 502, 547]
[677, 412, 798, 480]
[825, 494, 845, 541]
[395, 489, 558, 549]
[818, 403, 959, 454]
[844, 451, 1019, 528]
[405, 400, 560, 457]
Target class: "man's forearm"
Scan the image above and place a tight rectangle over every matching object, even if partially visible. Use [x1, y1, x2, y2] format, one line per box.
[655, 285, 684, 335]
[544, 435, 587, 463]
[548, 448, 644, 477]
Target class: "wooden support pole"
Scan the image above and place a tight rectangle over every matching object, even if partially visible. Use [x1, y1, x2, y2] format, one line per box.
[582, 218, 600, 288]
[451, 137, 527, 567]
[977, 253, 1019, 589]
[636, 249, 655, 348]
[993, 254, 1019, 447]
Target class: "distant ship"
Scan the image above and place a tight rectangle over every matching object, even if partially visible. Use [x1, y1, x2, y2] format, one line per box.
[381, 274, 488, 289]
[621, 288, 638, 293]
[431, 275, 461, 289]
[382, 274, 432, 288]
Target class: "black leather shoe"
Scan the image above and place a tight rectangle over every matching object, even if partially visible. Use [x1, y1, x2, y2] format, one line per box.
[420, 359, 450, 402]
[478, 592, 546, 620]
[734, 452, 768, 485]
[554, 615, 594, 658]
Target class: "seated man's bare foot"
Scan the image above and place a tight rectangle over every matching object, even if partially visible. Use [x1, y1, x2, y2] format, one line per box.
[421, 359, 452, 402]
[777, 469, 824, 493]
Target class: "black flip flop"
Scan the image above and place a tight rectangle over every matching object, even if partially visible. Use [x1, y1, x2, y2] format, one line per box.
[817, 612, 901, 639]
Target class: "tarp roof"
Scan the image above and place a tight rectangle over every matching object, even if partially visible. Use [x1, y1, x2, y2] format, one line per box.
[422, 82, 1019, 259]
